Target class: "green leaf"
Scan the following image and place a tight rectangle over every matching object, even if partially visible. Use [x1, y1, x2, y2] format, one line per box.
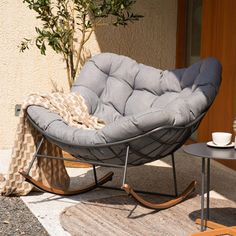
[21, 0, 143, 84]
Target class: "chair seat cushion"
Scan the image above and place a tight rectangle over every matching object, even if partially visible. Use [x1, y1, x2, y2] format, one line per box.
[27, 53, 221, 146]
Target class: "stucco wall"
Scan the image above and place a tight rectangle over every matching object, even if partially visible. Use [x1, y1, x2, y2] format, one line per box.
[0, 0, 177, 149]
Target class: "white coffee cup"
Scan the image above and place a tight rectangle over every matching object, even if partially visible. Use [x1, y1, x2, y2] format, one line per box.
[212, 132, 232, 146]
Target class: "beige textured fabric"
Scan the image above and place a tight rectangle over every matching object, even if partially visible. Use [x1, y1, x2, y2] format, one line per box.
[1, 92, 104, 196]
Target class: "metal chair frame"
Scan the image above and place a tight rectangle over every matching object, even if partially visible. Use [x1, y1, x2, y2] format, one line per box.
[20, 112, 205, 209]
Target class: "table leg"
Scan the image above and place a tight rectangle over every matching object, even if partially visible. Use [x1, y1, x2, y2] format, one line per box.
[201, 157, 206, 231]
[206, 159, 211, 220]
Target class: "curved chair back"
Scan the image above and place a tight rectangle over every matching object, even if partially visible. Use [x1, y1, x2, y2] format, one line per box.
[28, 53, 222, 166]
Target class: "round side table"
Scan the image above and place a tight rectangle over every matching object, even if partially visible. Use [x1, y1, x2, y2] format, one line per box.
[183, 142, 236, 231]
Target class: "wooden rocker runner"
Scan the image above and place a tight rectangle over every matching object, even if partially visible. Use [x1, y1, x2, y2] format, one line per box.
[123, 181, 196, 209]
[21, 53, 222, 209]
[19, 170, 114, 196]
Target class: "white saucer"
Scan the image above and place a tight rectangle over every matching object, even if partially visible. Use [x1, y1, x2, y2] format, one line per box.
[207, 141, 235, 148]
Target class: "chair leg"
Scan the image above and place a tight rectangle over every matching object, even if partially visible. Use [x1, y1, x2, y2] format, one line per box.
[171, 153, 178, 197]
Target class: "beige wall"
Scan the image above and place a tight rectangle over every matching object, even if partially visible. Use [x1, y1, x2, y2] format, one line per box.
[95, 0, 177, 69]
[0, 0, 177, 149]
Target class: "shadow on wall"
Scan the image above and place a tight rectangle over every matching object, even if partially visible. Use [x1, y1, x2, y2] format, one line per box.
[94, 0, 177, 70]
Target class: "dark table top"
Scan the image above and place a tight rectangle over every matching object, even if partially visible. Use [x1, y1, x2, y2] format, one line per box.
[183, 142, 236, 160]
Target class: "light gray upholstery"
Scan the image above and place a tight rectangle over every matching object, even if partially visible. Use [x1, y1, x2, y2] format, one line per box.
[27, 53, 222, 146]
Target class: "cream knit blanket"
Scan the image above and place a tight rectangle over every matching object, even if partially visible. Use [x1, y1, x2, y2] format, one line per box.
[1, 92, 104, 196]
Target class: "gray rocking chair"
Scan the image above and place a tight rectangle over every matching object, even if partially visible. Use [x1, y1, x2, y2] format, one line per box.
[21, 53, 222, 209]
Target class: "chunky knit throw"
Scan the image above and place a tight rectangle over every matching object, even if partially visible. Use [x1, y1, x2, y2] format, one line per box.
[1, 92, 104, 196]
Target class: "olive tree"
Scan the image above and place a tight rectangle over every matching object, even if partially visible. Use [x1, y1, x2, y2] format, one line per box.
[20, 0, 142, 87]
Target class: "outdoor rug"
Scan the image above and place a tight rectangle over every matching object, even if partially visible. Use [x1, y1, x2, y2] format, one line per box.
[60, 194, 236, 236]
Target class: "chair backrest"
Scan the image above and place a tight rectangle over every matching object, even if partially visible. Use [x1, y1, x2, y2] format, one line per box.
[72, 53, 222, 127]
[55, 54, 222, 164]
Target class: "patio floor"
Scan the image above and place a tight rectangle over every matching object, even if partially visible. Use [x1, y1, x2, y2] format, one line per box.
[1, 148, 236, 236]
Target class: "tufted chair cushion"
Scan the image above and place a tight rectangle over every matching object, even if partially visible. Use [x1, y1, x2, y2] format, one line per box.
[27, 53, 221, 146]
